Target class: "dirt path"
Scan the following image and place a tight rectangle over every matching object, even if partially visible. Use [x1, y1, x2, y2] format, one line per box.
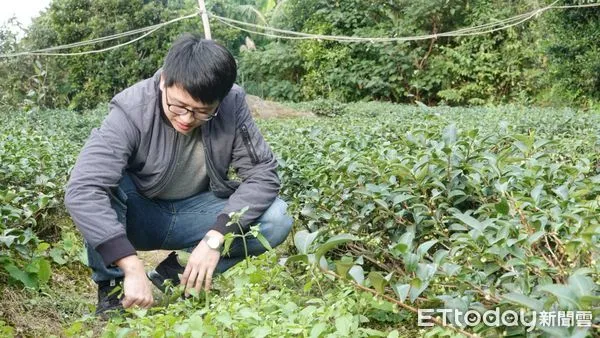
[247, 95, 313, 119]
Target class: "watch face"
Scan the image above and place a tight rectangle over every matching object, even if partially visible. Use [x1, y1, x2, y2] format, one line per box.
[207, 237, 220, 249]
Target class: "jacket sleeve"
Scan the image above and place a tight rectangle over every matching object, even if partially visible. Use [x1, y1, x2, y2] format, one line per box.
[210, 88, 281, 235]
[64, 100, 140, 266]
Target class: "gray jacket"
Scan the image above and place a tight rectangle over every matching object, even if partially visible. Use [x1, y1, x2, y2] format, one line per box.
[65, 70, 280, 266]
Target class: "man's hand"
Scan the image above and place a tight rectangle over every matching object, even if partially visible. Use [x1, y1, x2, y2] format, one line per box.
[115, 255, 154, 309]
[181, 230, 223, 296]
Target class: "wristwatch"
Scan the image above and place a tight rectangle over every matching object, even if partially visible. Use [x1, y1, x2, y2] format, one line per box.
[204, 234, 222, 251]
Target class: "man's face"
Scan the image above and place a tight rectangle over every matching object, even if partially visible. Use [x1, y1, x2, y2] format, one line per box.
[160, 80, 219, 135]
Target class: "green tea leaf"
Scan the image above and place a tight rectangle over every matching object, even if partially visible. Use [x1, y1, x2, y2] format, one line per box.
[495, 198, 509, 215]
[250, 326, 270, 338]
[294, 230, 320, 254]
[416, 240, 438, 257]
[335, 258, 353, 277]
[392, 283, 410, 303]
[452, 212, 483, 231]
[315, 233, 359, 259]
[348, 265, 364, 285]
[368, 271, 388, 294]
[5, 264, 37, 289]
[531, 184, 544, 204]
[567, 275, 596, 297]
[254, 232, 273, 251]
[538, 285, 579, 309]
[35, 258, 51, 285]
[392, 194, 416, 205]
[309, 323, 327, 338]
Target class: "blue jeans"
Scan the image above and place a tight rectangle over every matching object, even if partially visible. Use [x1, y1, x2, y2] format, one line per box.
[87, 175, 293, 283]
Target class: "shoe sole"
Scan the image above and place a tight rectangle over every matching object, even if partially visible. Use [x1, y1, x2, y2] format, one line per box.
[147, 270, 168, 292]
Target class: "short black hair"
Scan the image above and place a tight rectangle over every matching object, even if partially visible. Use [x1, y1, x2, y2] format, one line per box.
[162, 33, 237, 104]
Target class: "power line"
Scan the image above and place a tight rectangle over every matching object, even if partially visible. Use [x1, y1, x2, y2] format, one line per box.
[33, 23, 168, 52]
[0, 12, 198, 58]
[212, 9, 538, 42]
[210, 1, 573, 43]
[553, 2, 600, 9]
[212, 1, 600, 42]
[13, 27, 162, 57]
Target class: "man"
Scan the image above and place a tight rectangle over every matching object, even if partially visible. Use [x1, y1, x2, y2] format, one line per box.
[64, 33, 293, 316]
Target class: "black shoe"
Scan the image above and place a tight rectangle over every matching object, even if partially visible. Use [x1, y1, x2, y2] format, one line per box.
[95, 277, 124, 319]
[147, 251, 185, 292]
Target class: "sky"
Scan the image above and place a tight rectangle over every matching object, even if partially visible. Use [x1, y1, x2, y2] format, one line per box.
[1, 0, 52, 27]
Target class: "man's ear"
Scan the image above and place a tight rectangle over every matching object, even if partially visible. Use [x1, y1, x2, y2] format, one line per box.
[159, 74, 165, 91]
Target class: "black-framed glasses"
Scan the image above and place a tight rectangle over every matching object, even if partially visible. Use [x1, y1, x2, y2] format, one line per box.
[164, 87, 219, 121]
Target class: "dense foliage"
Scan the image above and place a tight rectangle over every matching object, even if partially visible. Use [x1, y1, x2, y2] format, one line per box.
[540, 5, 600, 106]
[0, 108, 104, 290]
[241, 0, 600, 106]
[1, 103, 598, 336]
[1, 0, 600, 109]
[268, 103, 600, 336]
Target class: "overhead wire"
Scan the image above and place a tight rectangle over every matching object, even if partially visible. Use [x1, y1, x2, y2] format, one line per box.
[0, 12, 198, 57]
[209, 1, 565, 42]
[553, 2, 600, 8]
[8, 27, 162, 56]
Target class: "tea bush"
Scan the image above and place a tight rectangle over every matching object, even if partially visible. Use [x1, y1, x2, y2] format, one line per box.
[261, 103, 600, 337]
[1, 103, 598, 336]
[0, 108, 104, 288]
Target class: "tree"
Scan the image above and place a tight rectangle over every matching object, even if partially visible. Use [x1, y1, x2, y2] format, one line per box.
[12, 0, 204, 110]
[539, 4, 600, 106]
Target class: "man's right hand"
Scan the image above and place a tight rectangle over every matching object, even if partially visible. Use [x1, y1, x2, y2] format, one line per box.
[115, 255, 154, 309]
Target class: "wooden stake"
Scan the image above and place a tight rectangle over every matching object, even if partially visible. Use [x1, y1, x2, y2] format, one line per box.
[198, 0, 212, 40]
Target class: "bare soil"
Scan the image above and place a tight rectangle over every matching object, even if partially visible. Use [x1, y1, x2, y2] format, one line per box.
[246, 95, 314, 119]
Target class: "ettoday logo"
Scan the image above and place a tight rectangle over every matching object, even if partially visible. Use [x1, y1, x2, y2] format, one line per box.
[418, 308, 593, 332]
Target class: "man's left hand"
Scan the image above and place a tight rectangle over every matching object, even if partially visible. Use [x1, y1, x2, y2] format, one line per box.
[181, 230, 223, 296]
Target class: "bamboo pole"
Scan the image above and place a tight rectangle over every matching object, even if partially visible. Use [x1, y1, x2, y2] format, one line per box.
[198, 0, 212, 40]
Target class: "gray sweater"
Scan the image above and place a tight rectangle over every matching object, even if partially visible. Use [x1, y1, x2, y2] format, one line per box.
[65, 70, 280, 266]
[155, 127, 209, 200]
